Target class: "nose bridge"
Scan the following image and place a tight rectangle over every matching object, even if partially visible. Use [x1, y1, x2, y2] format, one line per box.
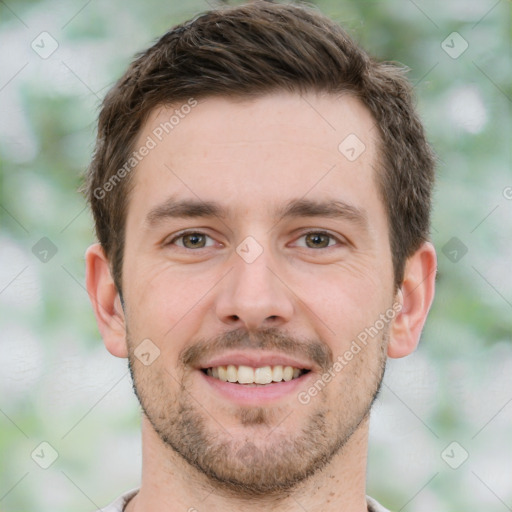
[215, 235, 294, 329]
[234, 239, 275, 292]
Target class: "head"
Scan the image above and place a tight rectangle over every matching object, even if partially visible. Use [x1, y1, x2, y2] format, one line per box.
[84, 1, 436, 498]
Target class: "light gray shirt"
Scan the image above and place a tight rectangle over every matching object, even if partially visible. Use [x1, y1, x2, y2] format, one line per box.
[98, 489, 392, 511]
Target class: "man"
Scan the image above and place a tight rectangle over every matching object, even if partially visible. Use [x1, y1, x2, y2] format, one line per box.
[83, 2, 437, 511]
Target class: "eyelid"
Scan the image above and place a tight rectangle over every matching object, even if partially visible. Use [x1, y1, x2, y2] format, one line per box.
[291, 229, 346, 248]
[165, 229, 218, 248]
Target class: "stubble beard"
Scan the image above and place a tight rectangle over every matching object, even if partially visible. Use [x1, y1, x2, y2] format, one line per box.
[127, 326, 388, 498]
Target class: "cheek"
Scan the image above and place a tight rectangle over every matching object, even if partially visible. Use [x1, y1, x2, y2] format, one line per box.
[129, 356, 181, 423]
[124, 262, 220, 348]
[296, 267, 387, 340]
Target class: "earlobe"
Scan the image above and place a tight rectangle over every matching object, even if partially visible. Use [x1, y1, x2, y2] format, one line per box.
[387, 241, 437, 358]
[85, 243, 128, 358]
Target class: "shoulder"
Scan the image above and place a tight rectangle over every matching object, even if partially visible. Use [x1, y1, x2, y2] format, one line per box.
[95, 488, 139, 512]
[367, 495, 393, 512]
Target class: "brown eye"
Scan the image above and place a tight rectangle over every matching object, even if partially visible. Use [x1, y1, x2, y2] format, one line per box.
[181, 233, 206, 248]
[168, 232, 215, 249]
[303, 232, 334, 249]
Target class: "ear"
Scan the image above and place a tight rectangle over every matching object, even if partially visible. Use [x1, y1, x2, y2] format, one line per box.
[388, 241, 437, 358]
[85, 243, 128, 358]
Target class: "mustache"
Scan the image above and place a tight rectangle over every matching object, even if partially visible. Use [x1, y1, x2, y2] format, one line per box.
[179, 327, 333, 371]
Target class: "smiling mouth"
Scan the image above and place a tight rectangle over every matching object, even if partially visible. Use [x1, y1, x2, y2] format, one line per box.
[201, 364, 310, 385]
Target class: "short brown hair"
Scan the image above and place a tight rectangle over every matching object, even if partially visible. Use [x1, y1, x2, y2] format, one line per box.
[82, 1, 435, 295]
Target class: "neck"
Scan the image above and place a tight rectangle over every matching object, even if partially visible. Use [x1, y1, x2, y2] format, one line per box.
[126, 416, 370, 512]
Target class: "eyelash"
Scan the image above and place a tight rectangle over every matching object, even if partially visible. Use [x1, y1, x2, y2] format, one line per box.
[166, 230, 344, 250]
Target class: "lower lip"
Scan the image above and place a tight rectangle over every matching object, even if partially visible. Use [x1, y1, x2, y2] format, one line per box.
[199, 370, 313, 405]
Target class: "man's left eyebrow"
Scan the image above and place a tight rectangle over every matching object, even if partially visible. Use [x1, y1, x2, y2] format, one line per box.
[275, 198, 369, 231]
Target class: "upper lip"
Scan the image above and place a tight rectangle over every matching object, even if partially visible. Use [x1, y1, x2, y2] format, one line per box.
[197, 351, 314, 371]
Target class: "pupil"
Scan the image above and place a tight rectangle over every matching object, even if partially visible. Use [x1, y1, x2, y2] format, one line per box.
[307, 233, 328, 248]
[185, 234, 204, 248]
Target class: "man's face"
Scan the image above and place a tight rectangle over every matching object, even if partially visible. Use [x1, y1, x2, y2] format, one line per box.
[121, 91, 397, 495]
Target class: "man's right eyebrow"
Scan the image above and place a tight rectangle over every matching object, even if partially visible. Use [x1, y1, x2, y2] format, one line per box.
[144, 198, 229, 227]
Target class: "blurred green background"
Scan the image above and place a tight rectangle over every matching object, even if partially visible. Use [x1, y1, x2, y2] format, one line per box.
[0, 0, 511, 510]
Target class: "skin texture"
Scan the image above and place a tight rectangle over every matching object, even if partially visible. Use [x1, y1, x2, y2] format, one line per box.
[85, 91, 437, 512]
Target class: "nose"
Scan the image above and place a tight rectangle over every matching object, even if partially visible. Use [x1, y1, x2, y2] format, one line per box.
[214, 243, 294, 331]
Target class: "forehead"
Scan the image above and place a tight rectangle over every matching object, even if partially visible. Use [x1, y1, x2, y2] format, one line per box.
[127, 91, 384, 230]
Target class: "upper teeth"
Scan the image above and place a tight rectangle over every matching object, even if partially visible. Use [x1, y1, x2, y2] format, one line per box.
[205, 365, 304, 384]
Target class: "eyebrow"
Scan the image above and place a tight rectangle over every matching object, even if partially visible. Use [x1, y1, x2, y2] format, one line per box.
[275, 198, 368, 230]
[144, 196, 369, 231]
